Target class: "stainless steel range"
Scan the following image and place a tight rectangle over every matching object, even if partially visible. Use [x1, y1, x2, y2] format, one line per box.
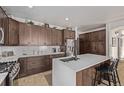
[0, 61, 20, 86]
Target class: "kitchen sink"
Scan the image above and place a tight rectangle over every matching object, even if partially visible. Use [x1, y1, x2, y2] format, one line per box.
[60, 57, 79, 62]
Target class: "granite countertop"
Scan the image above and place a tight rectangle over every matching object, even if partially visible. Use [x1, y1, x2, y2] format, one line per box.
[53, 54, 110, 72]
[20, 52, 64, 58]
[0, 52, 64, 63]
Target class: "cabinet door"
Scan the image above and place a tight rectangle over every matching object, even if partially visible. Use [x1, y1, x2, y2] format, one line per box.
[42, 27, 47, 45]
[18, 58, 27, 78]
[26, 56, 51, 75]
[57, 30, 62, 45]
[19, 23, 31, 45]
[64, 30, 69, 39]
[64, 29, 75, 40]
[91, 42, 97, 54]
[98, 30, 106, 41]
[97, 42, 106, 55]
[30, 25, 40, 45]
[90, 32, 97, 41]
[51, 28, 57, 45]
[19, 23, 25, 45]
[39, 27, 45, 45]
[27, 57, 45, 70]
[8, 18, 19, 45]
[79, 39, 84, 54]
[79, 34, 86, 41]
[46, 28, 52, 45]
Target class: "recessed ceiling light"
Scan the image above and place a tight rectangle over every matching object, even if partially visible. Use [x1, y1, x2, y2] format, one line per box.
[65, 18, 69, 21]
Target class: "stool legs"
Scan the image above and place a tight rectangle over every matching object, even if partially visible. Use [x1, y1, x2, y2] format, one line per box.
[93, 70, 121, 86]
[111, 72, 116, 86]
[115, 70, 121, 86]
[107, 73, 111, 86]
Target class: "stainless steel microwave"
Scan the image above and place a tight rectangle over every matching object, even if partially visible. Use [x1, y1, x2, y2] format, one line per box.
[0, 27, 4, 44]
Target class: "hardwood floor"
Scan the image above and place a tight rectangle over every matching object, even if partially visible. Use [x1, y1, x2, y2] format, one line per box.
[118, 61, 124, 86]
[14, 62, 124, 86]
[14, 70, 52, 86]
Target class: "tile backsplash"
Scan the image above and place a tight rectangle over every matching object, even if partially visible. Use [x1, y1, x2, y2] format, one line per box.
[0, 46, 61, 56]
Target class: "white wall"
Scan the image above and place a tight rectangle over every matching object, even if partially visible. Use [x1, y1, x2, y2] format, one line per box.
[106, 18, 124, 58]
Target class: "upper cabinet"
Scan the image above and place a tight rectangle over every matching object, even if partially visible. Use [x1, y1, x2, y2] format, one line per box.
[8, 18, 19, 45]
[0, 6, 72, 46]
[19, 23, 31, 45]
[62, 29, 75, 45]
[51, 28, 62, 46]
[31, 25, 40, 45]
[19, 23, 63, 46]
[63, 29, 75, 40]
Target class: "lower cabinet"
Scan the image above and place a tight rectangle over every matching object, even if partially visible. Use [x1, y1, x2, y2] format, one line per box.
[76, 67, 95, 86]
[18, 58, 27, 78]
[26, 56, 51, 75]
[17, 54, 64, 78]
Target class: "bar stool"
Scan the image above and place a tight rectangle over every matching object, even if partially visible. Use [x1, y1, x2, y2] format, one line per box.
[93, 59, 121, 86]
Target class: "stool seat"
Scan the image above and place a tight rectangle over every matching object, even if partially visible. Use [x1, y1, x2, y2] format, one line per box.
[96, 66, 112, 73]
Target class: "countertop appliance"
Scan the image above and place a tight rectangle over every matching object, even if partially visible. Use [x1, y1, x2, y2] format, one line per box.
[0, 27, 4, 44]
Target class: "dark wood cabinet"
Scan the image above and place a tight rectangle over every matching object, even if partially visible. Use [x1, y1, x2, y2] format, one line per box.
[18, 58, 27, 78]
[63, 29, 75, 40]
[62, 29, 75, 46]
[51, 28, 63, 46]
[57, 30, 63, 45]
[18, 56, 51, 78]
[8, 18, 19, 45]
[19, 23, 31, 45]
[76, 66, 95, 86]
[46, 27, 52, 45]
[51, 28, 57, 45]
[79, 30, 106, 55]
[30, 25, 40, 45]
[26, 56, 51, 75]
[0, 7, 73, 46]
[19, 23, 63, 46]
[17, 54, 64, 78]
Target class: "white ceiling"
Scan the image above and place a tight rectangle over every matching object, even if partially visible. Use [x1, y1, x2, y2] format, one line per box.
[2, 6, 124, 31]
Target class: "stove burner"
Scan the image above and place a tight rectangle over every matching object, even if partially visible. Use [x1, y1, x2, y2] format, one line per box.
[0, 62, 16, 73]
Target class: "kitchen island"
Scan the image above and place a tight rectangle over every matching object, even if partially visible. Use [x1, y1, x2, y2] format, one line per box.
[52, 54, 110, 86]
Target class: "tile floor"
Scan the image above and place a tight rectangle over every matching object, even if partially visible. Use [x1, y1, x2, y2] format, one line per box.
[14, 62, 124, 86]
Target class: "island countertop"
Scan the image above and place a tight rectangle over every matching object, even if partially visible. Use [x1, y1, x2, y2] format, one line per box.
[52, 54, 110, 86]
[53, 54, 110, 72]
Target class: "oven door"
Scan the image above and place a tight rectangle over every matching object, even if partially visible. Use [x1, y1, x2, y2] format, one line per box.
[0, 27, 4, 44]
